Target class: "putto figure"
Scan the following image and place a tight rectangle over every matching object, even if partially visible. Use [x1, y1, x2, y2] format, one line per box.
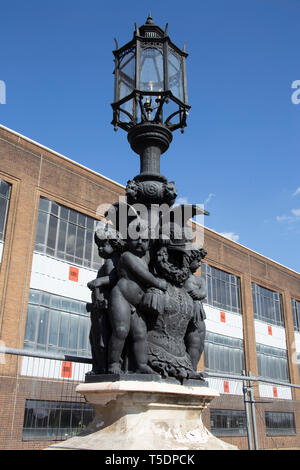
[107, 224, 167, 375]
[183, 248, 207, 370]
[86, 222, 123, 375]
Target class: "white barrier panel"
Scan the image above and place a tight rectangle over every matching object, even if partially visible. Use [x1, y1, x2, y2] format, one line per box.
[254, 319, 287, 350]
[203, 304, 243, 340]
[294, 331, 300, 353]
[258, 382, 292, 400]
[20, 356, 91, 381]
[30, 253, 97, 302]
[207, 377, 243, 396]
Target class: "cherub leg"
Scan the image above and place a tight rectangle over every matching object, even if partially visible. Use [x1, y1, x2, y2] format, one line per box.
[108, 286, 131, 374]
[130, 312, 154, 374]
[185, 320, 206, 370]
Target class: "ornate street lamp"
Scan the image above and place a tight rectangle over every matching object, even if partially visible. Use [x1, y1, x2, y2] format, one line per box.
[111, 14, 191, 191]
[108, 14, 208, 235]
[67, 16, 229, 453]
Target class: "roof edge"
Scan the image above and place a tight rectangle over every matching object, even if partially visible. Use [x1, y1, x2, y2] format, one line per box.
[0, 124, 125, 190]
[0, 125, 298, 277]
[194, 220, 300, 277]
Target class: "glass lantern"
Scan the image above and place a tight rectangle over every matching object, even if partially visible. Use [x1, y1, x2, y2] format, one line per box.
[111, 15, 190, 133]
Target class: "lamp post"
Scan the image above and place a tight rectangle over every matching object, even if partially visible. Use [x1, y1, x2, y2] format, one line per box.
[49, 16, 237, 451]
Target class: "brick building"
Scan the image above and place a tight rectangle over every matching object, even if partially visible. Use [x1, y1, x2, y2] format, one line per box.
[0, 123, 299, 450]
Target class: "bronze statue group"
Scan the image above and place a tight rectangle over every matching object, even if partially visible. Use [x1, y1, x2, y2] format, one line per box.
[86, 218, 207, 384]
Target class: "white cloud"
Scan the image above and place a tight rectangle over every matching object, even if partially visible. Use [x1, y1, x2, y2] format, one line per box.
[204, 193, 216, 205]
[276, 209, 300, 223]
[291, 208, 300, 217]
[276, 215, 294, 222]
[292, 187, 300, 197]
[220, 232, 240, 242]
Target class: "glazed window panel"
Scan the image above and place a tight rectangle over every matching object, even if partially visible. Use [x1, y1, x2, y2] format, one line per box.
[23, 399, 94, 440]
[204, 332, 245, 375]
[201, 263, 241, 314]
[256, 343, 289, 382]
[24, 289, 91, 357]
[265, 411, 296, 436]
[210, 409, 247, 436]
[34, 196, 101, 270]
[0, 178, 11, 242]
[292, 299, 300, 332]
[252, 283, 284, 327]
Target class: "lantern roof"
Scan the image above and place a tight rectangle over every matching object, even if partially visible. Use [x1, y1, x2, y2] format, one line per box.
[113, 15, 187, 59]
[137, 13, 166, 39]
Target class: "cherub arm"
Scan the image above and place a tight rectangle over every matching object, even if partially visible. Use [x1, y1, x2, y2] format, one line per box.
[185, 276, 207, 300]
[87, 259, 118, 290]
[121, 252, 167, 291]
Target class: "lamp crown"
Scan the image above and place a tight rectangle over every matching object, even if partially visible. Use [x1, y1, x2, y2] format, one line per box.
[137, 14, 165, 39]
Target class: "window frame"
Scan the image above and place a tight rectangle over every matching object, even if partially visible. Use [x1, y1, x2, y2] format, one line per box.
[34, 196, 101, 271]
[252, 283, 284, 327]
[201, 263, 242, 314]
[22, 399, 94, 441]
[210, 408, 248, 436]
[24, 289, 91, 357]
[292, 298, 300, 332]
[0, 178, 12, 243]
[204, 331, 245, 375]
[256, 343, 290, 383]
[265, 411, 296, 436]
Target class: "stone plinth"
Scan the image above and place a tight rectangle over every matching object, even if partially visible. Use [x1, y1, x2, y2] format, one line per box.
[47, 380, 238, 450]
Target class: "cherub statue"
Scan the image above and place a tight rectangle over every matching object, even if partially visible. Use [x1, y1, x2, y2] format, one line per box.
[86, 222, 124, 375]
[107, 222, 167, 375]
[183, 248, 208, 370]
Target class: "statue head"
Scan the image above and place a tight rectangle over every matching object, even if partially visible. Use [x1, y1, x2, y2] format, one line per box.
[126, 218, 152, 257]
[183, 247, 207, 273]
[94, 221, 124, 258]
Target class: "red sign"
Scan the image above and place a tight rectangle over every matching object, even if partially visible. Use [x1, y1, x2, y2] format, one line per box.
[268, 325, 272, 336]
[273, 386, 278, 398]
[224, 381, 229, 393]
[220, 311, 226, 323]
[61, 361, 72, 378]
[69, 266, 79, 282]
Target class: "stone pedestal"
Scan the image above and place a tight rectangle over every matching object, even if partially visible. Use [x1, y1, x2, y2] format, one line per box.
[47, 380, 238, 450]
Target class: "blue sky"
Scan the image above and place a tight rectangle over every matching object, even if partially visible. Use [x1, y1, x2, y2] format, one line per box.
[0, 0, 299, 272]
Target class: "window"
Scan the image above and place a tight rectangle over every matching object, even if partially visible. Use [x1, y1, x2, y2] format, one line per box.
[0, 178, 11, 242]
[210, 409, 247, 436]
[297, 353, 300, 378]
[201, 263, 241, 314]
[256, 343, 289, 383]
[204, 332, 245, 375]
[292, 298, 300, 332]
[24, 289, 91, 357]
[265, 411, 296, 436]
[252, 283, 284, 327]
[34, 197, 101, 270]
[23, 399, 94, 440]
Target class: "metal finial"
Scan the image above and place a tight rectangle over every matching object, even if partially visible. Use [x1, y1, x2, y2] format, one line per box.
[146, 12, 154, 24]
[134, 22, 140, 35]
